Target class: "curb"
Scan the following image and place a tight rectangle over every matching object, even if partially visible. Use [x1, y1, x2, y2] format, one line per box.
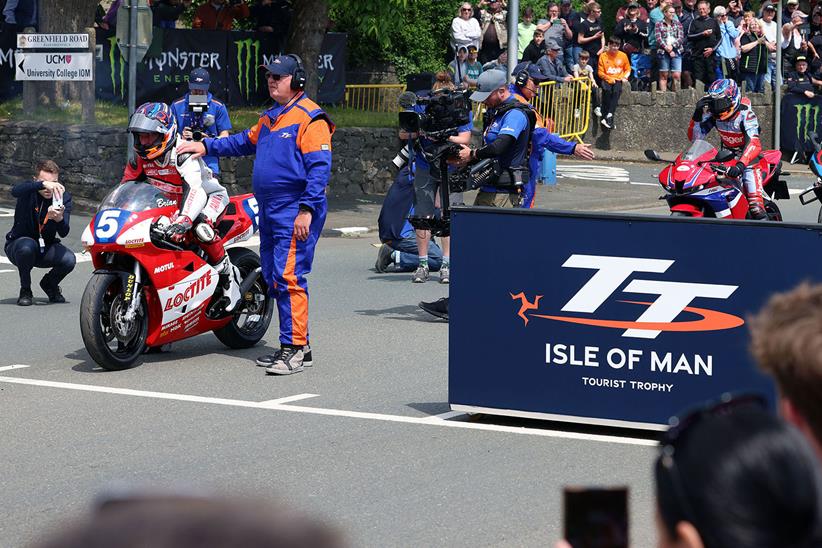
[321, 226, 378, 238]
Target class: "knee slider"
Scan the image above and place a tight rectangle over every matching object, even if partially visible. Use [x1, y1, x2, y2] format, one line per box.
[194, 222, 216, 243]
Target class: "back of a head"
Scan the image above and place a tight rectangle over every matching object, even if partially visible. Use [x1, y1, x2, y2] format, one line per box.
[750, 282, 822, 450]
[432, 71, 456, 92]
[656, 406, 822, 548]
[29, 497, 344, 548]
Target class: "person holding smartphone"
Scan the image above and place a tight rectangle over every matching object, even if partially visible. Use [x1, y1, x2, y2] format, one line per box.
[4, 160, 75, 306]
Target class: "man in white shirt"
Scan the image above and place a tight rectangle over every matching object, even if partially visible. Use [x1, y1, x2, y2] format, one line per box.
[759, 3, 779, 90]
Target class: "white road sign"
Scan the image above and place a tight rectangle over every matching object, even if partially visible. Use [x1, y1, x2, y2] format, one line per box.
[15, 52, 93, 81]
[16, 33, 89, 49]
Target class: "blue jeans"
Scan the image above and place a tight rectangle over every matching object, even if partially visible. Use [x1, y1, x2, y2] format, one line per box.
[4, 237, 76, 290]
[390, 236, 443, 272]
[743, 73, 765, 93]
[763, 58, 777, 90]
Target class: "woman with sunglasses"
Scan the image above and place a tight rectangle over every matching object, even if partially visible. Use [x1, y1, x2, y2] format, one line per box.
[451, 3, 482, 56]
[655, 395, 822, 548]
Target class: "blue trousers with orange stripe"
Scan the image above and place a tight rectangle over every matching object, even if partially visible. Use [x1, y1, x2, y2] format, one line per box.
[258, 195, 327, 346]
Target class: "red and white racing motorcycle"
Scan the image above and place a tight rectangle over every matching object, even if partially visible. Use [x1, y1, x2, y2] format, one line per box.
[80, 181, 273, 370]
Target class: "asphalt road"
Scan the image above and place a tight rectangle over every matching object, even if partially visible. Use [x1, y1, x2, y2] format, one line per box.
[0, 159, 817, 547]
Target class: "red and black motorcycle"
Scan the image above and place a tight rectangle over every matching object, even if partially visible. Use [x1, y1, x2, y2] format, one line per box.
[79, 181, 273, 370]
[644, 140, 788, 220]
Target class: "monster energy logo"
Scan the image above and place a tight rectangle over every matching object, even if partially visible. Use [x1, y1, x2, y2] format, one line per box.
[795, 103, 821, 143]
[108, 36, 126, 99]
[235, 39, 260, 99]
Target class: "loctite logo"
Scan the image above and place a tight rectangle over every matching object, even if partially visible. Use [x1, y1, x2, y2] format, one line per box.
[163, 271, 212, 311]
[511, 254, 744, 340]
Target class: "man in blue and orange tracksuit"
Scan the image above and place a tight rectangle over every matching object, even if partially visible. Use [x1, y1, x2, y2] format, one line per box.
[178, 54, 333, 375]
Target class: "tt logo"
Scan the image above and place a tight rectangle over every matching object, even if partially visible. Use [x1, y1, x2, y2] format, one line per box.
[511, 254, 744, 339]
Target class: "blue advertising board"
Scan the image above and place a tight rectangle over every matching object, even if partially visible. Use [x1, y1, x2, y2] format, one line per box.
[448, 208, 822, 430]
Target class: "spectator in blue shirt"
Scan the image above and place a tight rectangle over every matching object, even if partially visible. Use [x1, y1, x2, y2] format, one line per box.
[171, 68, 231, 175]
[713, 5, 740, 81]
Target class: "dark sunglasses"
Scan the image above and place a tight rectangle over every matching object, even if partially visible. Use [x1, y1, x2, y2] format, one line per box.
[461, 7, 472, 11]
[658, 393, 768, 528]
[266, 72, 283, 81]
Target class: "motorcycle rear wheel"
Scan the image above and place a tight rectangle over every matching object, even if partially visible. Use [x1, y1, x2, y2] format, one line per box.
[80, 273, 148, 371]
[213, 247, 273, 349]
[670, 211, 693, 217]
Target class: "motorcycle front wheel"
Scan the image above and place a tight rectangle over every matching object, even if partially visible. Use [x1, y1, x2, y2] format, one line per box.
[80, 273, 148, 371]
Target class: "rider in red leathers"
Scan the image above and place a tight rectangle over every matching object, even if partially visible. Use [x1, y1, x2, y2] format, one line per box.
[123, 102, 242, 312]
[688, 79, 767, 219]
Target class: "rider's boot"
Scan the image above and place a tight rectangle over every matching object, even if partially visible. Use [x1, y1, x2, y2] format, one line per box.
[215, 255, 242, 312]
[747, 193, 768, 220]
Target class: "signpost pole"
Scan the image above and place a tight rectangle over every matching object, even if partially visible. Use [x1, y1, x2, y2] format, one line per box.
[127, 0, 138, 164]
[775, 1, 782, 151]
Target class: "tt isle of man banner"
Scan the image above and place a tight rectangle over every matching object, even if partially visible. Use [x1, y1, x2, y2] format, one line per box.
[446, 209, 821, 429]
[780, 93, 822, 153]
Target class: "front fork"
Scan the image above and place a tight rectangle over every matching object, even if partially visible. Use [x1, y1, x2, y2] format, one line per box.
[123, 261, 142, 322]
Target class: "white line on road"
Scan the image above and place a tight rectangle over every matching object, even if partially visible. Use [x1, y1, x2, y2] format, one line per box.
[0, 365, 30, 372]
[0, 372, 657, 447]
[0, 269, 14, 274]
[259, 393, 319, 406]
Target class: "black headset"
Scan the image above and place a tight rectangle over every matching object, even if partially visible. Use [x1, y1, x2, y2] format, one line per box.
[287, 53, 307, 91]
[515, 63, 532, 88]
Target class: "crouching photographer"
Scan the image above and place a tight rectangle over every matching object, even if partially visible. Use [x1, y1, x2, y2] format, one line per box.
[452, 70, 536, 208]
[398, 72, 473, 284]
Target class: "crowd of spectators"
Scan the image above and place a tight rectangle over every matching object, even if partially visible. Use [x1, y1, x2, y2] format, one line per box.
[91, 0, 291, 34]
[447, 0, 822, 103]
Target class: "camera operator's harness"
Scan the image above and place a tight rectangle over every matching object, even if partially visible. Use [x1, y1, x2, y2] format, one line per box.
[408, 100, 537, 236]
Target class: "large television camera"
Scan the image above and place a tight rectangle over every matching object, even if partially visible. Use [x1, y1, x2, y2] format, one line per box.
[187, 91, 215, 141]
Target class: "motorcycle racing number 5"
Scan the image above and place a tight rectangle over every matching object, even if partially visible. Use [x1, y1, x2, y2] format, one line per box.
[94, 209, 130, 243]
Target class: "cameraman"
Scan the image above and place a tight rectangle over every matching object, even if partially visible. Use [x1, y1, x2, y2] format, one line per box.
[171, 68, 231, 175]
[453, 70, 533, 208]
[401, 72, 472, 285]
[4, 160, 75, 306]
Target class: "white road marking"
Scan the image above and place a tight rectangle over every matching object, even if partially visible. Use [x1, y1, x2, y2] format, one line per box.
[259, 393, 319, 406]
[0, 207, 14, 217]
[0, 269, 14, 274]
[0, 372, 657, 447]
[557, 164, 631, 183]
[629, 181, 658, 187]
[0, 364, 30, 372]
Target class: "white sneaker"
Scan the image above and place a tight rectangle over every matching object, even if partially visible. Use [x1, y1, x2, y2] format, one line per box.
[594, 106, 602, 118]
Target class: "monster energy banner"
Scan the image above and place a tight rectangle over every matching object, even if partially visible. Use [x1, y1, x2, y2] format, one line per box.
[12, 28, 346, 106]
[780, 94, 822, 153]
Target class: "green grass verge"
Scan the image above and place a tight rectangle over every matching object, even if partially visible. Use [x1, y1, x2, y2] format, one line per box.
[0, 99, 398, 129]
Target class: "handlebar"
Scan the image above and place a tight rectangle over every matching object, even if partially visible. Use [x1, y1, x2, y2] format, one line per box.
[150, 224, 187, 252]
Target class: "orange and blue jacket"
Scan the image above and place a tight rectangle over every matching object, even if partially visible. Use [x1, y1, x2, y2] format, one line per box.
[204, 93, 335, 212]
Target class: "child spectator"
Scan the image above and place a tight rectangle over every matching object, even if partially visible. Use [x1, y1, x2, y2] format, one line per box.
[448, 46, 470, 89]
[521, 27, 546, 63]
[518, 6, 537, 60]
[464, 45, 484, 87]
[573, 50, 601, 118]
[598, 37, 631, 129]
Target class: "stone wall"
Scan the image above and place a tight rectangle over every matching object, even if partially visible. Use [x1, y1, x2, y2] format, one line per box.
[0, 89, 779, 204]
[583, 84, 775, 152]
[0, 123, 400, 205]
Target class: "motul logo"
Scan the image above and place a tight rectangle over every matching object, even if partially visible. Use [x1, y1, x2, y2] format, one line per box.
[164, 271, 212, 311]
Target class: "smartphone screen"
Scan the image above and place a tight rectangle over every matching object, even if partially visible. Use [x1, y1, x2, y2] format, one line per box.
[563, 487, 628, 548]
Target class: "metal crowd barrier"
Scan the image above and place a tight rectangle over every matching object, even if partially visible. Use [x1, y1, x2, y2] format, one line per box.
[343, 84, 407, 112]
[342, 78, 590, 143]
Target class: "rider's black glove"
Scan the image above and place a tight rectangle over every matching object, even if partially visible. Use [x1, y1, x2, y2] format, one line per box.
[165, 215, 193, 244]
[692, 96, 711, 122]
[726, 161, 745, 179]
